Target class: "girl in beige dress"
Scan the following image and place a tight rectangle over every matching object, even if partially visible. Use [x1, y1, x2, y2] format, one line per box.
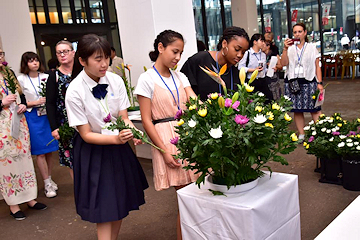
[135, 30, 200, 240]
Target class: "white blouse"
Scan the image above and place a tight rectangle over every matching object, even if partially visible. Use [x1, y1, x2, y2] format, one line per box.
[18, 72, 49, 112]
[284, 42, 320, 81]
[134, 68, 191, 99]
[65, 70, 130, 133]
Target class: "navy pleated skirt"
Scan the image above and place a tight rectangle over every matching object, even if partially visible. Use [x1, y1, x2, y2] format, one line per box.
[24, 108, 59, 155]
[73, 134, 149, 223]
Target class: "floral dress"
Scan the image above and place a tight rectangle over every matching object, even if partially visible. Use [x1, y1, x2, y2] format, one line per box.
[0, 78, 37, 205]
[56, 71, 74, 168]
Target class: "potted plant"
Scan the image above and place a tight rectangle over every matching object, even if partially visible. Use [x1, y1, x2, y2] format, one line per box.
[303, 113, 348, 185]
[173, 67, 298, 194]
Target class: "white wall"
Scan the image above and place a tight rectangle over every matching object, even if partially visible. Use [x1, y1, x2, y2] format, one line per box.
[232, 0, 259, 37]
[114, 0, 197, 87]
[0, 0, 36, 74]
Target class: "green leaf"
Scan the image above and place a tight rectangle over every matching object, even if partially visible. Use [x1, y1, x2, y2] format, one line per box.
[208, 189, 226, 196]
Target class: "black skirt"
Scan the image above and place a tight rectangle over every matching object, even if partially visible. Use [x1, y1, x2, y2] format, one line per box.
[73, 134, 149, 223]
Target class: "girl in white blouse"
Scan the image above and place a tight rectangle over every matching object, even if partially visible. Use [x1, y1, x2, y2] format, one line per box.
[281, 23, 324, 141]
[65, 34, 148, 239]
[17, 52, 59, 198]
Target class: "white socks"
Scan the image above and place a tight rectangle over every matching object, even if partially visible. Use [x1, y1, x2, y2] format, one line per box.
[44, 178, 51, 185]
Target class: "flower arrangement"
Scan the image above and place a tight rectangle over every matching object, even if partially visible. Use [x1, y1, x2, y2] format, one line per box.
[0, 61, 17, 94]
[303, 113, 360, 158]
[173, 66, 298, 191]
[39, 77, 47, 97]
[116, 63, 138, 110]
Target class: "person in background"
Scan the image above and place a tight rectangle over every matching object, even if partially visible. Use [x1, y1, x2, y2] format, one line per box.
[135, 30, 200, 240]
[264, 32, 279, 56]
[0, 49, 47, 220]
[280, 23, 323, 142]
[46, 40, 75, 179]
[181, 26, 250, 100]
[197, 39, 207, 52]
[107, 47, 124, 77]
[47, 58, 59, 72]
[65, 34, 148, 240]
[341, 34, 350, 50]
[17, 52, 59, 198]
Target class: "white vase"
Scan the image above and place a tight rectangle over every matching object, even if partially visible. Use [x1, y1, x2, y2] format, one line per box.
[206, 175, 259, 194]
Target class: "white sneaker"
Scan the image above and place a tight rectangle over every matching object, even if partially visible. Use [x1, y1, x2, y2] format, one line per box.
[44, 183, 57, 198]
[50, 179, 58, 191]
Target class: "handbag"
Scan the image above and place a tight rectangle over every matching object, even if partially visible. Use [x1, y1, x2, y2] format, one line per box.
[288, 78, 300, 94]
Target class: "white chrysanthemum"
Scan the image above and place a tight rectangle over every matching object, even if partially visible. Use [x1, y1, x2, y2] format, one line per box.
[304, 126, 310, 131]
[318, 120, 324, 124]
[328, 119, 333, 123]
[284, 95, 291, 101]
[346, 138, 353, 142]
[280, 107, 285, 112]
[335, 126, 340, 131]
[354, 142, 359, 145]
[340, 135, 347, 139]
[321, 128, 326, 132]
[338, 142, 345, 147]
[258, 92, 265, 97]
[253, 114, 267, 124]
[331, 128, 337, 132]
[312, 131, 317, 136]
[311, 127, 315, 130]
[329, 137, 334, 142]
[326, 129, 331, 133]
[309, 120, 314, 125]
[188, 119, 196, 128]
[347, 143, 354, 147]
[325, 117, 331, 120]
[356, 146, 360, 151]
[209, 126, 223, 139]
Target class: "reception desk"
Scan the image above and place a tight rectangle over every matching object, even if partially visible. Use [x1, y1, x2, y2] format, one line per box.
[177, 172, 301, 240]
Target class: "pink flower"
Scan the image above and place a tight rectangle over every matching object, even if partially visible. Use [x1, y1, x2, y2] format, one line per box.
[1, 61, 8, 66]
[7, 188, 14, 197]
[308, 136, 315, 142]
[174, 109, 183, 120]
[64, 150, 70, 158]
[231, 101, 240, 111]
[318, 93, 324, 101]
[19, 178, 23, 188]
[332, 132, 340, 136]
[234, 115, 249, 125]
[0, 140, 3, 150]
[170, 137, 179, 145]
[224, 98, 232, 108]
[41, 78, 47, 82]
[4, 175, 11, 182]
[103, 113, 111, 123]
[248, 99, 254, 104]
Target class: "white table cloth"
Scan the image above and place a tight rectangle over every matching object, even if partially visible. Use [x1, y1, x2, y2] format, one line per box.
[315, 195, 360, 240]
[177, 172, 301, 240]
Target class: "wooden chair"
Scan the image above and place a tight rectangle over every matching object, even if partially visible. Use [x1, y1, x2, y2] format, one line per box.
[323, 55, 341, 79]
[341, 53, 356, 80]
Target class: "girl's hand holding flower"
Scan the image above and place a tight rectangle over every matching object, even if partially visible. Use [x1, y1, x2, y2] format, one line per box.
[117, 129, 133, 144]
[163, 152, 181, 168]
[38, 97, 46, 105]
[2, 94, 17, 106]
[17, 104, 27, 114]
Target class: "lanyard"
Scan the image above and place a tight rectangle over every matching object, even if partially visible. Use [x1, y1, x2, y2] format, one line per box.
[296, 43, 307, 65]
[153, 66, 180, 110]
[1, 79, 9, 95]
[27, 73, 40, 97]
[253, 50, 261, 62]
[215, 51, 233, 94]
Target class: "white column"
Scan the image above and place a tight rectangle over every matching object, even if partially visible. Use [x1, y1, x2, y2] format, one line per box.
[114, 0, 197, 86]
[231, 0, 259, 37]
[0, 0, 36, 74]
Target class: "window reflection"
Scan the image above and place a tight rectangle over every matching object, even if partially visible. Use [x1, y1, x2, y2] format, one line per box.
[89, 0, 104, 23]
[192, 0, 206, 45]
[74, 0, 87, 23]
[61, 0, 73, 24]
[48, 0, 59, 24]
[29, 0, 36, 24]
[35, 0, 46, 24]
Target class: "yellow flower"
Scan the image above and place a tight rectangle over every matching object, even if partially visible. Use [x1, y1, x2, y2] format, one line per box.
[291, 133, 298, 142]
[190, 96, 197, 101]
[336, 116, 342, 120]
[358, 118, 360, 123]
[344, 120, 347, 124]
[210, 93, 218, 100]
[303, 142, 308, 147]
[185, 132, 189, 136]
[337, 123, 342, 127]
[249, 69, 259, 84]
[218, 96, 225, 108]
[306, 144, 310, 149]
[265, 123, 274, 128]
[272, 103, 280, 110]
[350, 135, 355, 138]
[312, 96, 316, 99]
[189, 105, 196, 111]
[239, 67, 246, 85]
[177, 119, 185, 126]
[357, 134, 360, 138]
[320, 114, 325, 118]
[245, 84, 254, 92]
[284, 113, 292, 121]
[198, 108, 207, 117]
[266, 111, 274, 120]
[255, 106, 263, 112]
[330, 117, 334, 120]
[207, 99, 212, 104]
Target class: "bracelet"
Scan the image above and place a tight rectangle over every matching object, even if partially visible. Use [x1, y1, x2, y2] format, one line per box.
[317, 82, 323, 85]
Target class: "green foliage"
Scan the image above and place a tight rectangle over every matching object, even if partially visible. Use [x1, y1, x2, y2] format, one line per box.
[47, 122, 75, 146]
[116, 65, 137, 108]
[0, 66, 17, 94]
[174, 84, 297, 190]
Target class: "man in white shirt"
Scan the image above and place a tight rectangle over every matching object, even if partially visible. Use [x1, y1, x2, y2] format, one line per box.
[341, 34, 350, 50]
[107, 47, 124, 77]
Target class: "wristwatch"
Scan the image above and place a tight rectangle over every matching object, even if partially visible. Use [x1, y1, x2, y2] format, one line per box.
[317, 82, 323, 85]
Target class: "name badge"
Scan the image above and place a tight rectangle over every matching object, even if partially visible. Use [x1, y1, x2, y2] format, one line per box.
[101, 128, 119, 136]
[37, 107, 47, 116]
[295, 65, 304, 75]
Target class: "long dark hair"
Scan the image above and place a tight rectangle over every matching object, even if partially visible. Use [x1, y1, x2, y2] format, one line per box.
[293, 23, 309, 42]
[149, 30, 184, 62]
[216, 26, 249, 50]
[77, 34, 111, 63]
[20, 51, 45, 74]
[249, 34, 265, 48]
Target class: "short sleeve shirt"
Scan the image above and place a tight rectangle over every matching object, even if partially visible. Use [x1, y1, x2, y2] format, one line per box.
[65, 70, 130, 133]
[134, 68, 190, 99]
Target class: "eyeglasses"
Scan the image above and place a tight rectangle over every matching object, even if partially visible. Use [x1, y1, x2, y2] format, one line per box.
[28, 58, 39, 63]
[56, 49, 72, 56]
[0, 52, 5, 57]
